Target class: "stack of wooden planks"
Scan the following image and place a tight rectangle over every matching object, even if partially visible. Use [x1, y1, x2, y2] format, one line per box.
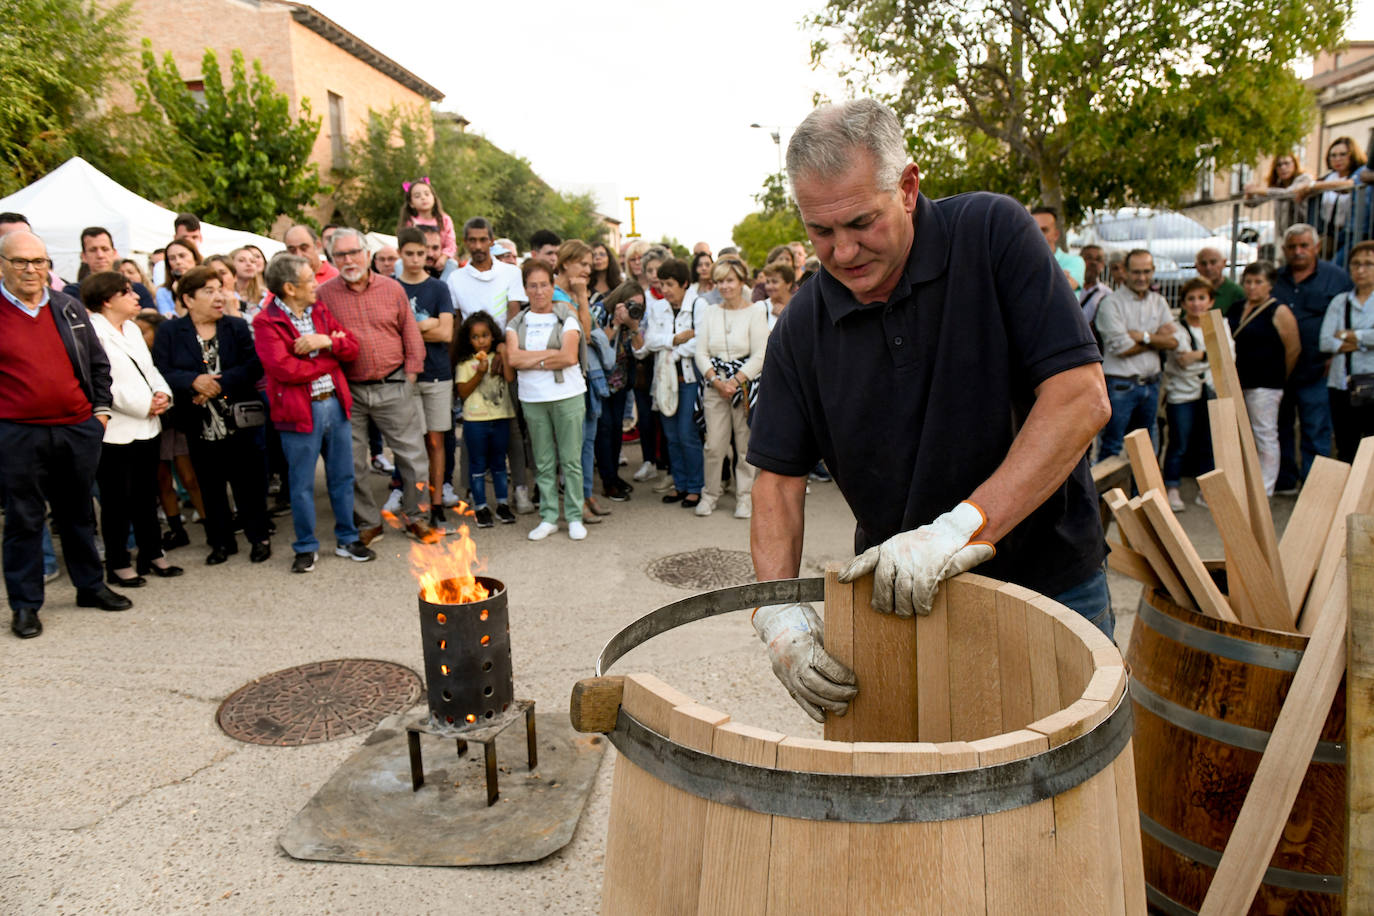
[1104, 310, 1373, 636]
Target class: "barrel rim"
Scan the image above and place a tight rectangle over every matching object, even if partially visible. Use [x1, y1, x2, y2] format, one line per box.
[1143, 584, 1308, 648]
[1134, 593, 1305, 671]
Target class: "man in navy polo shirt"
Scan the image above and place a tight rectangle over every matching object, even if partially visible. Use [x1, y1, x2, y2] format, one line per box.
[747, 100, 1111, 722]
[63, 227, 156, 312]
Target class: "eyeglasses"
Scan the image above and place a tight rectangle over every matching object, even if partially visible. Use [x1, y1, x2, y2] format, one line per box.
[1351, 261, 1374, 270]
[1, 256, 52, 270]
[332, 248, 365, 260]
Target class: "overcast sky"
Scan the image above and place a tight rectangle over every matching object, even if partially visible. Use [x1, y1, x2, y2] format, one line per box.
[313, 0, 1374, 250]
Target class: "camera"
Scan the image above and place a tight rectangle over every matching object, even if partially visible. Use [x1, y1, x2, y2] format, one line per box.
[627, 300, 646, 321]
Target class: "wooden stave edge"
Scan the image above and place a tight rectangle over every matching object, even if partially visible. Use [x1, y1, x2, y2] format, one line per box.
[572, 573, 1129, 771]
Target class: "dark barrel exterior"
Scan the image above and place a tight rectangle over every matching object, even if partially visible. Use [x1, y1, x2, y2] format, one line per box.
[1126, 586, 1345, 915]
[417, 576, 513, 729]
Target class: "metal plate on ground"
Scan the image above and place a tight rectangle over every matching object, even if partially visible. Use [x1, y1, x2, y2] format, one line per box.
[646, 547, 756, 590]
[278, 712, 605, 866]
[217, 659, 423, 746]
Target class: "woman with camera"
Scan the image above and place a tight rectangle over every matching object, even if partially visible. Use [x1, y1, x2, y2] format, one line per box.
[152, 265, 272, 565]
[593, 281, 645, 502]
[694, 258, 768, 518]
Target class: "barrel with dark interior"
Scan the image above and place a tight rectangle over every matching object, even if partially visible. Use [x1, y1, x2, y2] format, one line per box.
[1126, 585, 1346, 915]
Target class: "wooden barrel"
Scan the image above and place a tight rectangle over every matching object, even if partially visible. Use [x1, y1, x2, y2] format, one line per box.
[586, 572, 1145, 915]
[1126, 585, 1346, 914]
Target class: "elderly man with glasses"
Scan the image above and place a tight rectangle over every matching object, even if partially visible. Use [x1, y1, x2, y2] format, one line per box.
[0, 231, 133, 638]
[315, 228, 438, 545]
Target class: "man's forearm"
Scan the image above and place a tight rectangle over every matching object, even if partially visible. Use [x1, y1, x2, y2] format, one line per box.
[751, 470, 808, 579]
[968, 363, 1110, 544]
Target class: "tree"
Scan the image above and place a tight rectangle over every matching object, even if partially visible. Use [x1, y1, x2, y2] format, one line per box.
[657, 237, 690, 259]
[808, 0, 1348, 225]
[136, 43, 327, 232]
[731, 172, 806, 267]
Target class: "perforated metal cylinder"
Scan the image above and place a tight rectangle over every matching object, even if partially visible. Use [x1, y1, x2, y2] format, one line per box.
[416, 577, 513, 729]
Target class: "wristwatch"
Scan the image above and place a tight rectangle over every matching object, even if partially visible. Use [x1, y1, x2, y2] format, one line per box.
[1142, 331, 1151, 347]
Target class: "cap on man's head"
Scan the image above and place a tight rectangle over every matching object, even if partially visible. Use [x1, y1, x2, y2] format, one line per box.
[490, 242, 512, 258]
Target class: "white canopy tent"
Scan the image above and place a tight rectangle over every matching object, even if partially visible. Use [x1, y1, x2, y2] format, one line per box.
[0, 157, 285, 284]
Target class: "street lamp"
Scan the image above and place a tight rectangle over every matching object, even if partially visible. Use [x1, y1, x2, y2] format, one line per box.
[750, 122, 783, 174]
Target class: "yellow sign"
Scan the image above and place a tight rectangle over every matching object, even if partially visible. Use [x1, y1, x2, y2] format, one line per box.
[624, 196, 641, 238]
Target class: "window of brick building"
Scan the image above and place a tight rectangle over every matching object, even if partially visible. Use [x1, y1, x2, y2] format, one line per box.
[328, 92, 346, 168]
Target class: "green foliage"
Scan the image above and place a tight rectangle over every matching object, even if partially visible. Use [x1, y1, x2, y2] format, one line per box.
[732, 174, 806, 267]
[657, 236, 690, 260]
[335, 105, 607, 249]
[0, 0, 138, 195]
[808, 0, 1349, 224]
[135, 43, 327, 233]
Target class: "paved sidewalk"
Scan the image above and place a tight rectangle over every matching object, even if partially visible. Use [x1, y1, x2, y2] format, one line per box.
[0, 464, 1290, 914]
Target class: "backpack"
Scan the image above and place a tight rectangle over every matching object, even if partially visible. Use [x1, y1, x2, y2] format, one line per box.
[507, 302, 588, 383]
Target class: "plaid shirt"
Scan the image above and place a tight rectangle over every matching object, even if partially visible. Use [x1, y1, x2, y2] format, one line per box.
[315, 273, 424, 382]
[277, 301, 334, 398]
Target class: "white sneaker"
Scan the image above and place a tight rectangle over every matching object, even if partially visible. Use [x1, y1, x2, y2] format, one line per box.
[382, 488, 403, 514]
[1195, 492, 1209, 508]
[568, 521, 587, 540]
[370, 453, 394, 475]
[633, 461, 658, 482]
[441, 482, 460, 507]
[653, 477, 676, 493]
[694, 496, 715, 517]
[1167, 488, 1185, 513]
[527, 521, 558, 541]
[734, 494, 752, 519]
[514, 486, 536, 515]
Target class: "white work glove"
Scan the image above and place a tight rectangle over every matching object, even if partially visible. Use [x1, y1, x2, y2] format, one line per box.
[838, 501, 996, 617]
[752, 602, 858, 723]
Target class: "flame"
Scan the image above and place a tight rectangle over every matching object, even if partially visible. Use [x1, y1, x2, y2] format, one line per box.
[412, 520, 489, 604]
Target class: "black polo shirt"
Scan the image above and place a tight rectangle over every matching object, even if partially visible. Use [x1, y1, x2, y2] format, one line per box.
[748, 192, 1105, 597]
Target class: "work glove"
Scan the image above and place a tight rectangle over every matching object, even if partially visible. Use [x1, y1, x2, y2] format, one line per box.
[752, 602, 858, 723]
[838, 501, 996, 617]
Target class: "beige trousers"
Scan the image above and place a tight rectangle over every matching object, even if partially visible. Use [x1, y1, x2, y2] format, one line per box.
[701, 386, 755, 500]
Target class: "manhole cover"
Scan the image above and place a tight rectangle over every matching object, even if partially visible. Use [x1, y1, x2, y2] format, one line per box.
[217, 659, 423, 746]
[646, 548, 756, 591]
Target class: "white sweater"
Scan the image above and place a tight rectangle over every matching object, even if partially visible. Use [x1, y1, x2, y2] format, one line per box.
[92, 311, 172, 444]
[694, 300, 768, 381]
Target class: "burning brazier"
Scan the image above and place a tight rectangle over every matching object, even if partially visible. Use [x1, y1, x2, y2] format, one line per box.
[404, 538, 536, 806]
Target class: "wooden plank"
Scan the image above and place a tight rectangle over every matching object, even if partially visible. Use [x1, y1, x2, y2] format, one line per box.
[915, 585, 951, 742]
[822, 567, 856, 742]
[1036, 595, 1095, 706]
[850, 570, 918, 741]
[1280, 455, 1351, 613]
[996, 583, 1037, 732]
[1025, 594, 1064, 722]
[601, 674, 695, 916]
[697, 722, 785, 916]
[1114, 742, 1149, 915]
[1204, 310, 1285, 582]
[936, 742, 986, 915]
[569, 675, 624, 733]
[946, 574, 1001, 741]
[973, 730, 1054, 915]
[1348, 515, 1374, 912]
[1123, 428, 1166, 498]
[1197, 470, 1293, 630]
[1207, 398, 1249, 523]
[1197, 558, 1350, 915]
[766, 739, 852, 915]
[1139, 490, 1239, 623]
[660, 704, 730, 916]
[1103, 488, 1192, 608]
[850, 743, 943, 913]
[1303, 437, 1374, 632]
[1091, 453, 1131, 487]
[1107, 538, 1163, 590]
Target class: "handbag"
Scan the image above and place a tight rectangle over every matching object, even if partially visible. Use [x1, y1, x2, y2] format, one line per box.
[652, 349, 679, 416]
[1345, 296, 1374, 406]
[229, 400, 266, 429]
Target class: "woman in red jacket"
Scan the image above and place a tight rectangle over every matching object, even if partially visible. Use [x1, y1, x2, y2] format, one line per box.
[254, 253, 374, 573]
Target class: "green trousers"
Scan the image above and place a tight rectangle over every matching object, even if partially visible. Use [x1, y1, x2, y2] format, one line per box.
[521, 394, 586, 524]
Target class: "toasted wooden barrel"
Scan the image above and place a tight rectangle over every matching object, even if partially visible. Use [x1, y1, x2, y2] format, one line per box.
[591, 572, 1145, 915]
[1126, 586, 1346, 915]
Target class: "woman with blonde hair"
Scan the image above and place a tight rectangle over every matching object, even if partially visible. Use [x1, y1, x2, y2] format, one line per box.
[693, 258, 768, 518]
[1296, 136, 1368, 262]
[230, 246, 266, 312]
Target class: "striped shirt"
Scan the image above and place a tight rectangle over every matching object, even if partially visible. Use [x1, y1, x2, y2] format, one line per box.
[277, 301, 334, 398]
[315, 273, 424, 382]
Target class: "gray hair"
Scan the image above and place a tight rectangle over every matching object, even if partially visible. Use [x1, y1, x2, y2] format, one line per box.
[326, 227, 365, 259]
[264, 252, 311, 298]
[786, 99, 908, 193]
[1284, 222, 1318, 245]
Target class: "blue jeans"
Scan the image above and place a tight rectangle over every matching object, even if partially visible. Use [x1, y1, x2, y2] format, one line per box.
[464, 419, 510, 508]
[41, 522, 56, 577]
[1162, 397, 1213, 487]
[661, 379, 704, 494]
[1098, 377, 1160, 458]
[596, 388, 630, 489]
[1277, 377, 1333, 490]
[1050, 566, 1114, 640]
[279, 396, 358, 554]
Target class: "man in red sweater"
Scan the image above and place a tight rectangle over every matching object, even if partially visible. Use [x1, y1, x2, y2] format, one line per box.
[0, 231, 133, 638]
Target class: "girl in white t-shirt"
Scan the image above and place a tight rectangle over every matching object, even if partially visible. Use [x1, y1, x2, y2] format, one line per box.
[455, 311, 516, 528]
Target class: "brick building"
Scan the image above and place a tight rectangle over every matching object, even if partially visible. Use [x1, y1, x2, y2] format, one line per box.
[117, 0, 445, 224]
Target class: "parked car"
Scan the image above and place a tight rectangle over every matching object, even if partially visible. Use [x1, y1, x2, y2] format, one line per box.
[1076, 207, 1258, 270]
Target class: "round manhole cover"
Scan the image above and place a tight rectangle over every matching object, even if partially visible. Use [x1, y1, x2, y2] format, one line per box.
[217, 659, 423, 746]
[646, 548, 756, 590]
